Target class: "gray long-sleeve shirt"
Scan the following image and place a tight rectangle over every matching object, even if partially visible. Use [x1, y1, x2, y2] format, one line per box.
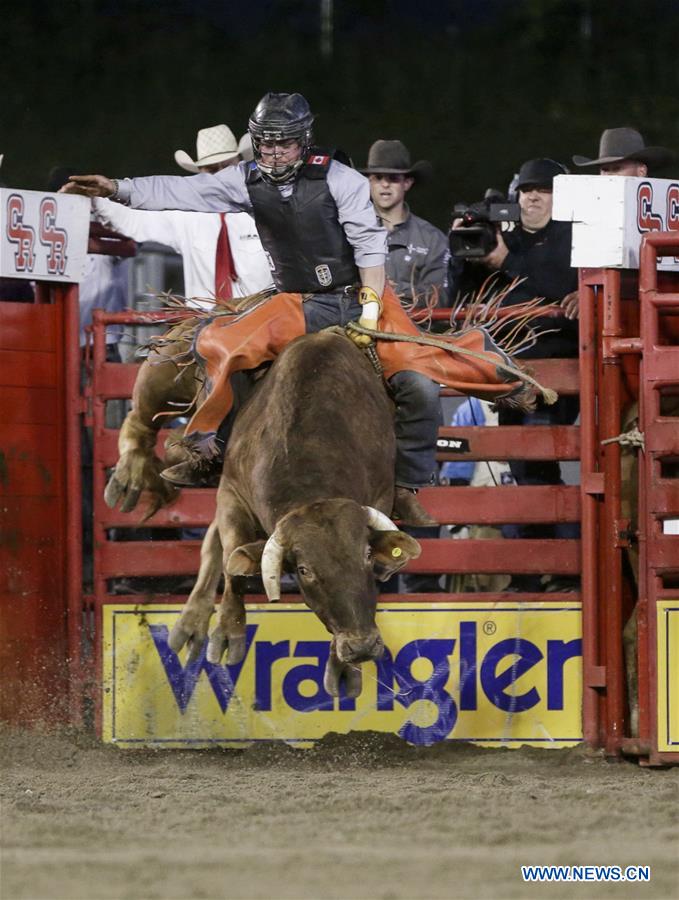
[115, 160, 387, 270]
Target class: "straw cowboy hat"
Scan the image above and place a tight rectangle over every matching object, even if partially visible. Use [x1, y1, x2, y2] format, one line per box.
[360, 140, 432, 183]
[572, 127, 675, 169]
[174, 124, 240, 173]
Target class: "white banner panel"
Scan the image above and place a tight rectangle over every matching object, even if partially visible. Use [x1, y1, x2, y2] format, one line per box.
[553, 174, 679, 270]
[0, 188, 90, 283]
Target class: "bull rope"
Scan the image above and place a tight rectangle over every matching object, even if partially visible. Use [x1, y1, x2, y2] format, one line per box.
[343, 322, 558, 406]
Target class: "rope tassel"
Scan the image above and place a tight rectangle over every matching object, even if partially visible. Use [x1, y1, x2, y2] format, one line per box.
[345, 322, 558, 407]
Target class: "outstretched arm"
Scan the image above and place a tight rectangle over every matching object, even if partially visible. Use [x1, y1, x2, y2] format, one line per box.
[62, 166, 252, 214]
[61, 174, 117, 197]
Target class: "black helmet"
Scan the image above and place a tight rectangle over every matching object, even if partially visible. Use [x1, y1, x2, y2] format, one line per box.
[248, 92, 314, 183]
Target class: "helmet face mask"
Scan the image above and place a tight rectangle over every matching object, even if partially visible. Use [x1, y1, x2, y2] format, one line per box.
[249, 92, 314, 183]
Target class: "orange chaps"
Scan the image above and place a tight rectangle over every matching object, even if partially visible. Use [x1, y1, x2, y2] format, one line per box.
[186, 286, 519, 441]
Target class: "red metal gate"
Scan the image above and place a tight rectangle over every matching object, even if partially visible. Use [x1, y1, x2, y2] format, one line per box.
[637, 234, 679, 766]
[578, 234, 679, 766]
[0, 285, 81, 725]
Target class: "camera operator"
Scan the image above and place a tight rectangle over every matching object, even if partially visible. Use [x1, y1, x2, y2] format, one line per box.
[479, 158, 579, 592]
[478, 158, 578, 358]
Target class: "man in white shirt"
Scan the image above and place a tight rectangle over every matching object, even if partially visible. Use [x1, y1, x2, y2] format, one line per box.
[92, 124, 273, 308]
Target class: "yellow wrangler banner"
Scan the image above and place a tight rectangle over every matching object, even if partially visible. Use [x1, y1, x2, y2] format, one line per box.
[102, 602, 583, 749]
[656, 600, 679, 753]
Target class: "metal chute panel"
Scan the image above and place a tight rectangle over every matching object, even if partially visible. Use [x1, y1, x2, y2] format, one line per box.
[0, 290, 79, 725]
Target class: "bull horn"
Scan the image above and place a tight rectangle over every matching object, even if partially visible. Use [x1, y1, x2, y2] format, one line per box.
[363, 506, 398, 532]
[260, 529, 285, 603]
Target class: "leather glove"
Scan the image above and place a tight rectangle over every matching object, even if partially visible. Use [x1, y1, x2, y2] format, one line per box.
[346, 285, 382, 347]
[346, 317, 378, 348]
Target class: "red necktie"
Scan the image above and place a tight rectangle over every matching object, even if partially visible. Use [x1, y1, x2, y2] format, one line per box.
[214, 212, 235, 303]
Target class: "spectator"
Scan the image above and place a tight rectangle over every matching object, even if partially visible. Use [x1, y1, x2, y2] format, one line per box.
[572, 126, 675, 177]
[479, 158, 578, 356]
[362, 139, 449, 309]
[478, 158, 580, 592]
[562, 127, 676, 318]
[440, 397, 514, 593]
[92, 124, 273, 306]
[361, 138, 451, 588]
[91, 126, 272, 566]
[440, 397, 513, 487]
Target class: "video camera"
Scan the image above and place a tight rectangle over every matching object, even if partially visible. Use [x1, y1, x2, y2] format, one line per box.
[449, 189, 520, 259]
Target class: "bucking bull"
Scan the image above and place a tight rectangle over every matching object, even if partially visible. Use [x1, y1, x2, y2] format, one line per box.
[107, 321, 421, 697]
[105, 288, 551, 697]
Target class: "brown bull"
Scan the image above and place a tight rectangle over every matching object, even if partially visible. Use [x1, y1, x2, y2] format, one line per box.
[167, 331, 421, 698]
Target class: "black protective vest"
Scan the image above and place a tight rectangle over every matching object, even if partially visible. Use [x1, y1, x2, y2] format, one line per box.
[246, 152, 359, 293]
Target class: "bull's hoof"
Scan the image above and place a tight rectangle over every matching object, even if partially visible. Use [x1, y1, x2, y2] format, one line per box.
[104, 451, 178, 519]
[168, 621, 207, 664]
[225, 635, 246, 666]
[104, 473, 127, 509]
[206, 630, 227, 665]
[206, 631, 246, 666]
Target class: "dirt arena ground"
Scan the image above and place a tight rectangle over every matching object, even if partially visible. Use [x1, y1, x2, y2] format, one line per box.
[1, 725, 677, 900]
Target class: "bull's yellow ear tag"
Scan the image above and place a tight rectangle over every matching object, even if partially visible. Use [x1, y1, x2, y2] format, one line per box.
[391, 547, 403, 558]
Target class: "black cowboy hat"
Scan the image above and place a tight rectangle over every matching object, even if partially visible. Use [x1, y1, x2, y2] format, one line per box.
[572, 127, 675, 169]
[360, 140, 432, 183]
[515, 158, 569, 190]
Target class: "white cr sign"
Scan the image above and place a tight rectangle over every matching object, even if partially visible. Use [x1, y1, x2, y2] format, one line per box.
[0, 188, 90, 283]
[553, 175, 679, 271]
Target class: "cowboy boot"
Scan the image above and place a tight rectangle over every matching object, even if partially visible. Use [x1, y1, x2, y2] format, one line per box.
[161, 431, 223, 486]
[391, 487, 438, 527]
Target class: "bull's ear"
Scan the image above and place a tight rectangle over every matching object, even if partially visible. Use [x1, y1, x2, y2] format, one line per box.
[226, 540, 267, 576]
[370, 530, 421, 582]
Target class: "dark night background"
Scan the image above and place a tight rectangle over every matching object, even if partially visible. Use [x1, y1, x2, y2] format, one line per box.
[1, 0, 678, 228]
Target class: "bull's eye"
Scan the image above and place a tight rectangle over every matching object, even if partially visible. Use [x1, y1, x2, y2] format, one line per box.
[296, 565, 311, 578]
[365, 546, 373, 564]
